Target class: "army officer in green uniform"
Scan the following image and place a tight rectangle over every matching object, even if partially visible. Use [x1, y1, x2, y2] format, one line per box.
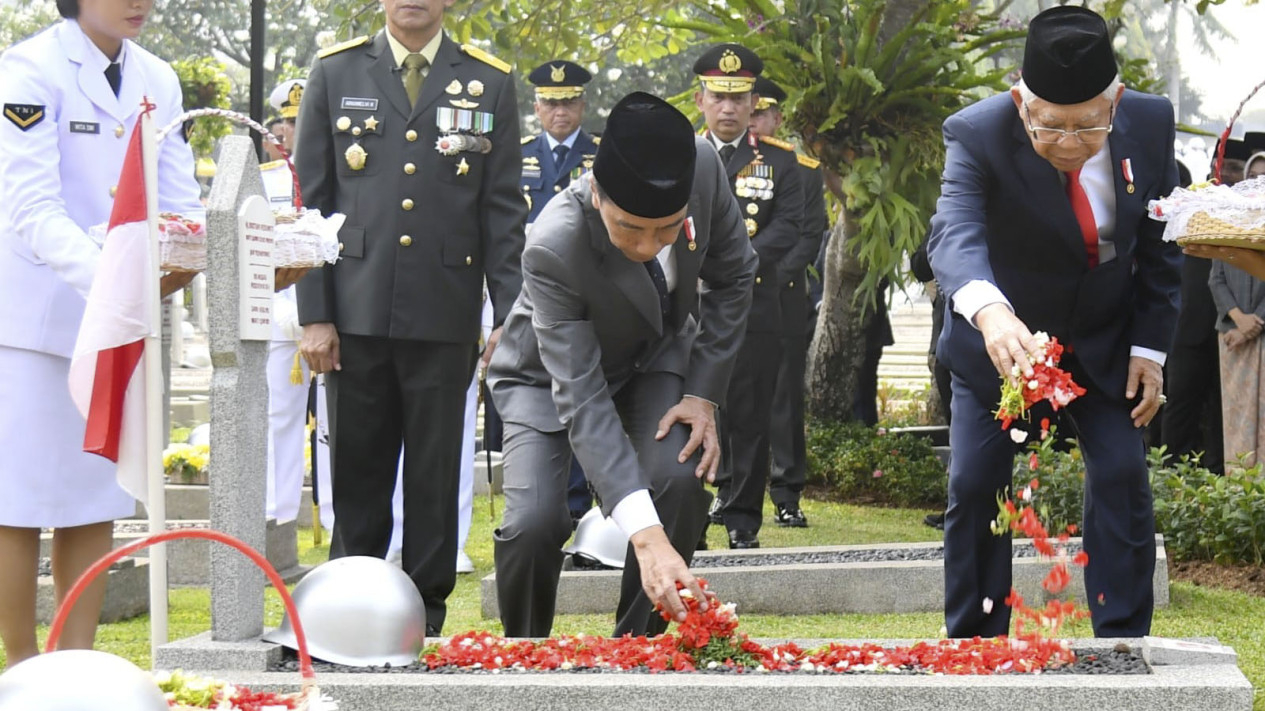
[294, 0, 527, 634]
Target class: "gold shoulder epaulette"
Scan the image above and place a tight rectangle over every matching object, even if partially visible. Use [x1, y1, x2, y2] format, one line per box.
[461, 44, 511, 73]
[591, 135, 601, 144]
[759, 135, 796, 152]
[521, 134, 538, 145]
[317, 35, 369, 59]
[796, 154, 821, 169]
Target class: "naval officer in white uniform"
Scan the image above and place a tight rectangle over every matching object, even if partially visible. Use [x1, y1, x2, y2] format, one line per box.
[0, 0, 203, 665]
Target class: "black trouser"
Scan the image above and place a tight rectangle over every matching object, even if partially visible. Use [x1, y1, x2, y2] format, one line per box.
[769, 298, 810, 508]
[326, 334, 477, 632]
[716, 331, 782, 533]
[944, 367, 1155, 639]
[1161, 338, 1224, 474]
[493, 372, 710, 638]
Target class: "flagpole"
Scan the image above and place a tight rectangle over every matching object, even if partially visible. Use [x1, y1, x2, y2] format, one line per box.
[140, 104, 170, 656]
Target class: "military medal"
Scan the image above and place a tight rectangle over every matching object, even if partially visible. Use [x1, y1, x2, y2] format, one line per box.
[445, 79, 462, 95]
[363, 116, 379, 132]
[435, 134, 492, 155]
[745, 218, 758, 237]
[336, 116, 352, 131]
[746, 202, 759, 216]
[467, 80, 484, 97]
[450, 98, 480, 110]
[1121, 158, 1135, 194]
[456, 158, 470, 176]
[684, 216, 697, 251]
[345, 142, 367, 171]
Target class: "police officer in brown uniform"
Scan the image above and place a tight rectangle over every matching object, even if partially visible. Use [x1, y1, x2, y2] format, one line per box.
[294, 0, 526, 634]
[693, 44, 803, 549]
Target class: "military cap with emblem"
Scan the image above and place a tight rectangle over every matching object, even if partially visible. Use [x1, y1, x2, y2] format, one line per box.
[592, 92, 695, 218]
[269, 79, 306, 119]
[1021, 6, 1117, 105]
[692, 43, 763, 93]
[752, 77, 787, 113]
[528, 61, 592, 101]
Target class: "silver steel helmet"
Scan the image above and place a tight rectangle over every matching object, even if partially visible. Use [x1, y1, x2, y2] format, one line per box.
[263, 556, 426, 667]
[563, 507, 629, 569]
[0, 650, 167, 711]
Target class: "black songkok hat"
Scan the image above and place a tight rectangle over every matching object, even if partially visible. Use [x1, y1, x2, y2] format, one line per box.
[528, 60, 592, 100]
[1217, 138, 1251, 162]
[753, 77, 787, 111]
[1243, 132, 1265, 154]
[1022, 6, 1117, 105]
[592, 92, 696, 219]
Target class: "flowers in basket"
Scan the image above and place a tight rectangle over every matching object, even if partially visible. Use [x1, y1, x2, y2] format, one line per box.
[154, 669, 336, 710]
[272, 208, 346, 270]
[158, 212, 208, 272]
[1148, 175, 1265, 247]
[163, 443, 210, 484]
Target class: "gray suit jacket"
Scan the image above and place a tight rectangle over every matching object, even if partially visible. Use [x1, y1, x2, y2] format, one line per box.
[1209, 259, 1265, 334]
[294, 32, 526, 342]
[488, 138, 757, 514]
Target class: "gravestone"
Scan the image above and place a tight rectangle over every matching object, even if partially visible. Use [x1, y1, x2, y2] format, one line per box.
[205, 136, 273, 642]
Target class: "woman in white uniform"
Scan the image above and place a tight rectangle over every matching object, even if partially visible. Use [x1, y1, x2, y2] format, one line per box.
[0, 0, 202, 665]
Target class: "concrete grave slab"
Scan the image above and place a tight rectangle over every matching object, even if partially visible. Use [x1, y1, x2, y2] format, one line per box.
[482, 536, 1169, 619]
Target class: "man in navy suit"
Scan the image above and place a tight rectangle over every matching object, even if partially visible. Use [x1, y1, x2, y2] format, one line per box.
[928, 6, 1181, 639]
[521, 60, 600, 227]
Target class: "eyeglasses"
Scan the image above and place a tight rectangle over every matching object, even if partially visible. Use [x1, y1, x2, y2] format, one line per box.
[1022, 103, 1114, 145]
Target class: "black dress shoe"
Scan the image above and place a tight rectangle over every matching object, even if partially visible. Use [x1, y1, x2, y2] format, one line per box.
[695, 523, 710, 551]
[707, 496, 725, 525]
[426, 624, 442, 638]
[923, 512, 945, 531]
[774, 504, 809, 528]
[728, 529, 760, 549]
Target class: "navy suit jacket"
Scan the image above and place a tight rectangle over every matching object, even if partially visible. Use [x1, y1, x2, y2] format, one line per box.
[521, 129, 599, 223]
[928, 90, 1182, 408]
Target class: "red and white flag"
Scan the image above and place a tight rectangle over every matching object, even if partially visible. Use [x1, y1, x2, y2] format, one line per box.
[68, 109, 158, 503]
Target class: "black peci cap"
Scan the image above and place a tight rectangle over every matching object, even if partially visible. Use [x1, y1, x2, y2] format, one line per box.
[592, 92, 696, 219]
[1022, 6, 1117, 105]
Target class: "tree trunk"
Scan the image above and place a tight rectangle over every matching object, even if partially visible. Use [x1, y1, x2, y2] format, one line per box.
[806, 211, 872, 421]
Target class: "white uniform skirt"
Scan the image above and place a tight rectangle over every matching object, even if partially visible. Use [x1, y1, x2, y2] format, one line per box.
[0, 346, 136, 528]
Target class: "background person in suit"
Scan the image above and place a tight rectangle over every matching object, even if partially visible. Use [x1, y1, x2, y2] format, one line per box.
[488, 92, 757, 638]
[749, 77, 826, 530]
[928, 6, 1181, 639]
[693, 43, 803, 550]
[1160, 153, 1225, 474]
[294, 0, 526, 634]
[0, 0, 203, 664]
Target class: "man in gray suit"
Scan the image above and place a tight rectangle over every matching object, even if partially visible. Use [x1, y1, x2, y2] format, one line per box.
[293, 0, 526, 634]
[488, 92, 758, 637]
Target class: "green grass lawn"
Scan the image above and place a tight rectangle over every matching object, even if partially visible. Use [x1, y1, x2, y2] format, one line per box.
[5, 496, 1263, 708]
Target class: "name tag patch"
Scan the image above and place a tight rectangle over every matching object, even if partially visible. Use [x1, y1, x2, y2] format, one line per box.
[4, 104, 45, 131]
[70, 121, 100, 134]
[340, 97, 379, 111]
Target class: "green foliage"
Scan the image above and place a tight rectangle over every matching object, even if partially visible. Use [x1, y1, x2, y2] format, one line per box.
[170, 427, 192, 445]
[806, 419, 947, 507]
[679, 0, 1024, 300]
[1014, 434, 1265, 567]
[171, 58, 233, 158]
[1011, 426, 1085, 535]
[876, 382, 937, 428]
[0, 0, 57, 49]
[1152, 451, 1265, 566]
[328, 0, 693, 72]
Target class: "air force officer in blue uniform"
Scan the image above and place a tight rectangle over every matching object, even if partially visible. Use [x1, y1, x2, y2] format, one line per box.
[520, 61, 599, 227]
[928, 6, 1181, 639]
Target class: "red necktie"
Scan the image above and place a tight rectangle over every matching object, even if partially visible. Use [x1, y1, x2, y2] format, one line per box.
[1064, 168, 1099, 268]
